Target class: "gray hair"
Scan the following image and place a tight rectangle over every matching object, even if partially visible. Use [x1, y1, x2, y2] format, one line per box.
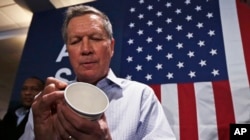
[62, 5, 113, 43]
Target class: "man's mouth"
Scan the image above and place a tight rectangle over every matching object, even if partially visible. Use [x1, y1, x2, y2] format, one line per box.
[80, 61, 96, 68]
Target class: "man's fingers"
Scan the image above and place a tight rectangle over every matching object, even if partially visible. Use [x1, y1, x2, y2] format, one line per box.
[33, 83, 64, 113]
[42, 91, 64, 106]
[45, 77, 68, 90]
[36, 83, 57, 99]
[36, 77, 67, 99]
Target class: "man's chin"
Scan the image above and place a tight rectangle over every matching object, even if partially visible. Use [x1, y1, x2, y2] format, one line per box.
[23, 104, 32, 109]
[77, 74, 99, 83]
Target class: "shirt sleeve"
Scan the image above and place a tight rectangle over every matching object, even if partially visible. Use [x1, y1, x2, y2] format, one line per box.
[19, 109, 35, 140]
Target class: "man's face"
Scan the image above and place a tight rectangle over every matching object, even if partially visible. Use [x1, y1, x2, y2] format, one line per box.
[21, 78, 43, 108]
[66, 14, 114, 84]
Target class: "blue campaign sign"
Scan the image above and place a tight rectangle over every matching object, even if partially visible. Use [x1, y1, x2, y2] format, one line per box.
[9, 0, 125, 108]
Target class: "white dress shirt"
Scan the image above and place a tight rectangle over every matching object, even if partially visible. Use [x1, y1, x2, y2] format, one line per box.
[15, 107, 29, 126]
[20, 69, 176, 140]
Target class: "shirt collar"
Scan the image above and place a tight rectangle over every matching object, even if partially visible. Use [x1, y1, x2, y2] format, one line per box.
[15, 107, 29, 117]
[71, 69, 123, 88]
[96, 69, 123, 89]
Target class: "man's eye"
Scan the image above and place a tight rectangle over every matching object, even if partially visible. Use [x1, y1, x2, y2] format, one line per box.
[90, 35, 105, 41]
[31, 87, 40, 92]
[91, 37, 101, 41]
[70, 38, 81, 45]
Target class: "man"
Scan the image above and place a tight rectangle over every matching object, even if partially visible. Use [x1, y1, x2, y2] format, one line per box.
[0, 76, 44, 140]
[20, 5, 176, 140]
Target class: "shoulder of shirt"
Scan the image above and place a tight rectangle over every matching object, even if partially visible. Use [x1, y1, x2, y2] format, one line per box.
[108, 70, 152, 91]
[67, 69, 152, 90]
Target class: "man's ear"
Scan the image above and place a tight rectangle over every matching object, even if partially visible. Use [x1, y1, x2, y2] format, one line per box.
[110, 38, 115, 57]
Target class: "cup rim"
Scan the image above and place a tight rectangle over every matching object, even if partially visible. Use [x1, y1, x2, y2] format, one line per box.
[64, 82, 109, 115]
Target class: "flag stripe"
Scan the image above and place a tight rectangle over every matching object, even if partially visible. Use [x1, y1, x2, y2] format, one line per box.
[161, 84, 180, 140]
[219, 0, 250, 126]
[150, 84, 161, 101]
[236, 0, 250, 85]
[178, 83, 198, 140]
[213, 81, 235, 140]
[194, 82, 218, 140]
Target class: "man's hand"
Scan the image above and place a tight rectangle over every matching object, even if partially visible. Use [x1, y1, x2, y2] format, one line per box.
[32, 77, 67, 140]
[55, 100, 112, 140]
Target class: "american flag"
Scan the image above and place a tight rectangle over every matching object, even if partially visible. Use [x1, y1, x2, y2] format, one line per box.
[120, 0, 250, 140]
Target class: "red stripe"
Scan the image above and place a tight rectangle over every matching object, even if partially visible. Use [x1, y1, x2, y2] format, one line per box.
[178, 83, 199, 140]
[150, 84, 161, 101]
[236, 0, 250, 85]
[212, 81, 235, 140]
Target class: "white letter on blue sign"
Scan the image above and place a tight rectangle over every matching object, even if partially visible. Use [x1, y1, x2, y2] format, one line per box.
[56, 44, 68, 62]
[55, 67, 72, 82]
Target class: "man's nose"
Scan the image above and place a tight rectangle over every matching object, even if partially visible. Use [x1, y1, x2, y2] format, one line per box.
[80, 37, 93, 55]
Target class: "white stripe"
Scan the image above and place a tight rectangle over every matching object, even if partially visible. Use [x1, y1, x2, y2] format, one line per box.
[219, 0, 250, 123]
[194, 82, 218, 140]
[161, 83, 180, 140]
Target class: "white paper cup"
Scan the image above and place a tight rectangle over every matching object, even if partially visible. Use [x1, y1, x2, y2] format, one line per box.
[64, 82, 109, 120]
